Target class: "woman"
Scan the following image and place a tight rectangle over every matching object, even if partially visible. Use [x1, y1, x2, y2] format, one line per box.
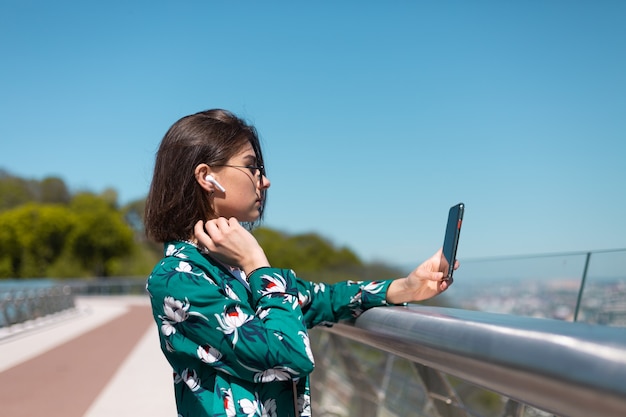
[145, 109, 454, 417]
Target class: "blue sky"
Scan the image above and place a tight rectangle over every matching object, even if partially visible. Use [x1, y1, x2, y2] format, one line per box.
[1, 1, 625, 269]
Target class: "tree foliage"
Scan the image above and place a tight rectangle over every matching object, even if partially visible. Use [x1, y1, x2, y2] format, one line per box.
[251, 227, 407, 285]
[0, 170, 36, 211]
[0, 170, 70, 210]
[0, 172, 139, 278]
[65, 193, 134, 276]
[253, 227, 362, 274]
[0, 169, 408, 284]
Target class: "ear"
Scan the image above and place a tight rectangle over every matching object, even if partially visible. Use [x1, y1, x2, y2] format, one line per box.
[194, 164, 217, 192]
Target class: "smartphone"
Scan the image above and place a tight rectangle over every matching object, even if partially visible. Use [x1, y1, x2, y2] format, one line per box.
[441, 203, 464, 279]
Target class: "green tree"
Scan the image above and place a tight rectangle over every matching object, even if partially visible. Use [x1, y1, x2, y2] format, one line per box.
[0, 170, 35, 211]
[0, 204, 76, 278]
[122, 198, 147, 237]
[253, 227, 361, 274]
[66, 193, 135, 277]
[39, 176, 71, 205]
[0, 210, 21, 277]
[0, 171, 71, 210]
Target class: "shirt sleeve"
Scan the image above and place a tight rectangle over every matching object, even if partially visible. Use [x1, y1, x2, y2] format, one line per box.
[147, 254, 315, 384]
[294, 277, 398, 329]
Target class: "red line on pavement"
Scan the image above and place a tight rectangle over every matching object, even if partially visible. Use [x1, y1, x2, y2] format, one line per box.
[0, 304, 153, 417]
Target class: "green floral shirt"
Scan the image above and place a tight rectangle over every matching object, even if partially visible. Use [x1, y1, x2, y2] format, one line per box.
[147, 241, 394, 417]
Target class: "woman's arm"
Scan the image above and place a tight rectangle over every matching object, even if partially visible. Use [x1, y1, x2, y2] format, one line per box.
[297, 249, 455, 327]
[147, 248, 315, 383]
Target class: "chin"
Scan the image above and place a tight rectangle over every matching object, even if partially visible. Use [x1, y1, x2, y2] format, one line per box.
[239, 211, 260, 223]
[248, 213, 261, 222]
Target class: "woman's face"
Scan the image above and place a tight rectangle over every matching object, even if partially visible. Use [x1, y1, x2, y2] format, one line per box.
[210, 142, 270, 222]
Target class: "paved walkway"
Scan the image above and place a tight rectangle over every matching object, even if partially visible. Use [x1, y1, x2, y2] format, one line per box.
[0, 296, 177, 417]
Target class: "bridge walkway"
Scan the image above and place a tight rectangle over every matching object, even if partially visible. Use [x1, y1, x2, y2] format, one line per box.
[0, 296, 176, 417]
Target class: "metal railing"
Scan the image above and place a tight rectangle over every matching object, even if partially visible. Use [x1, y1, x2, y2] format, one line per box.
[310, 305, 626, 417]
[66, 278, 147, 296]
[0, 283, 75, 328]
[0, 278, 145, 329]
[310, 248, 626, 417]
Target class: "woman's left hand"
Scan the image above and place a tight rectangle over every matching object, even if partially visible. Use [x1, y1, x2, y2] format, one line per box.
[193, 218, 270, 275]
[386, 248, 456, 304]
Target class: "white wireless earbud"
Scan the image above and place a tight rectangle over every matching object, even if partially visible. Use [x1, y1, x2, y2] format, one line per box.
[205, 175, 226, 192]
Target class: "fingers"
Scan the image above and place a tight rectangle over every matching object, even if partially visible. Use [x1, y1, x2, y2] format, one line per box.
[432, 271, 445, 281]
[194, 218, 234, 251]
[439, 277, 453, 291]
[194, 220, 211, 248]
[202, 217, 239, 245]
[193, 220, 206, 237]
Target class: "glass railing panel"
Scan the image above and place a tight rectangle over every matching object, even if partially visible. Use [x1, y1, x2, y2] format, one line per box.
[309, 330, 559, 417]
[576, 250, 626, 327]
[380, 357, 434, 417]
[310, 330, 387, 417]
[444, 253, 585, 321]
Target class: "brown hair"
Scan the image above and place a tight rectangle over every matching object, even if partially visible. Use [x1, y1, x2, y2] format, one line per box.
[144, 109, 266, 243]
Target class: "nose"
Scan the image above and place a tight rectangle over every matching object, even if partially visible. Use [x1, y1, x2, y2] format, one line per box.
[260, 174, 271, 189]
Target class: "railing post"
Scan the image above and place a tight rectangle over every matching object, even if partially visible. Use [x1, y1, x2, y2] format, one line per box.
[573, 252, 591, 322]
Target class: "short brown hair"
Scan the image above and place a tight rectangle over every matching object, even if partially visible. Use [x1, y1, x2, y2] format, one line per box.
[144, 109, 266, 243]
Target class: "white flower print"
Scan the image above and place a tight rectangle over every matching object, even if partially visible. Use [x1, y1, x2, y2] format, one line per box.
[239, 360, 300, 382]
[285, 293, 298, 310]
[174, 260, 216, 284]
[238, 397, 260, 417]
[362, 281, 385, 295]
[299, 331, 315, 365]
[166, 244, 189, 258]
[299, 394, 311, 417]
[166, 244, 177, 256]
[224, 284, 240, 301]
[161, 318, 177, 336]
[262, 398, 277, 417]
[176, 261, 193, 273]
[159, 296, 208, 337]
[256, 306, 270, 321]
[259, 273, 288, 296]
[165, 339, 175, 352]
[197, 344, 222, 364]
[350, 281, 386, 309]
[254, 366, 299, 383]
[222, 388, 236, 417]
[350, 290, 362, 305]
[163, 296, 190, 323]
[180, 368, 201, 392]
[313, 282, 326, 294]
[298, 290, 310, 307]
[215, 305, 253, 345]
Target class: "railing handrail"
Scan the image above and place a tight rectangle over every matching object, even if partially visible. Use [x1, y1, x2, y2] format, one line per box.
[324, 305, 626, 417]
[460, 247, 626, 263]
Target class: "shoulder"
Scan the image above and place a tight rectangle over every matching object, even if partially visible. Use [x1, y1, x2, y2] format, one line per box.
[147, 241, 228, 291]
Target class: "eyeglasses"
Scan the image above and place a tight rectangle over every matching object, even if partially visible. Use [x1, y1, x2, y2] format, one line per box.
[212, 164, 265, 184]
